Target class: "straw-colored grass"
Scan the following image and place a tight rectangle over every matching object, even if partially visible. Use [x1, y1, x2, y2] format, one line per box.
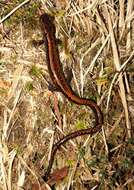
[0, 0, 134, 189]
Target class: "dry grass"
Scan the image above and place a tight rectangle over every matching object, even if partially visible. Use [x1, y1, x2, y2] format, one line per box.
[0, 0, 134, 189]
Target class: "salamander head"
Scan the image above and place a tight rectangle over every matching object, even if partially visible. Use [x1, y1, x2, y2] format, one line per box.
[40, 13, 56, 34]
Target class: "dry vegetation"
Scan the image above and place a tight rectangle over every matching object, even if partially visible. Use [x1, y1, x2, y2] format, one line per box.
[0, 0, 134, 189]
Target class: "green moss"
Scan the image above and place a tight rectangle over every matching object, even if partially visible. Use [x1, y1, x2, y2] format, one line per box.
[99, 169, 108, 181]
[0, 88, 8, 95]
[78, 147, 86, 160]
[0, 61, 7, 66]
[25, 82, 34, 91]
[29, 65, 42, 77]
[86, 156, 98, 167]
[66, 159, 74, 167]
[75, 120, 87, 130]
[120, 158, 133, 170]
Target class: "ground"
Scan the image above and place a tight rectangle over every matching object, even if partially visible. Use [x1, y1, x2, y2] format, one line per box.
[0, 1, 134, 190]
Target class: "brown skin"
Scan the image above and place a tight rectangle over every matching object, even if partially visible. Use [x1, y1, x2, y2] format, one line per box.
[40, 13, 103, 181]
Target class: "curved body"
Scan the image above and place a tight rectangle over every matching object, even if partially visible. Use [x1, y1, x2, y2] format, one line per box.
[40, 13, 103, 181]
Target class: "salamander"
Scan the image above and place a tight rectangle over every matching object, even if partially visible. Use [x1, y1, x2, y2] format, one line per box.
[40, 13, 103, 181]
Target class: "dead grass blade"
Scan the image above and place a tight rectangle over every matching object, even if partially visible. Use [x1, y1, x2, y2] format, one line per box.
[0, 0, 31, 24]
[126, 0, 134, 53]
[8, 64, 23, 101]
[105, 3, 131, 137]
